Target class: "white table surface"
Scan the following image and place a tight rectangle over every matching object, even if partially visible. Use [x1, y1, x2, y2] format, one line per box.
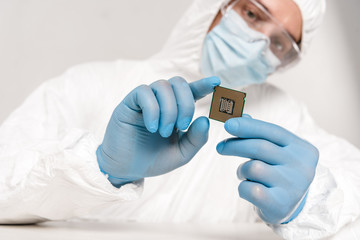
[0, 221, 281, 240]
[0, 218, 359, 240]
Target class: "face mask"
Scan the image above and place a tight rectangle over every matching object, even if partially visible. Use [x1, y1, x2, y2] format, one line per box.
[200, 9, 281, 88]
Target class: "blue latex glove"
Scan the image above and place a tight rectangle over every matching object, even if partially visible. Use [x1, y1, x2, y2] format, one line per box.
[216, 115, 319, 224]
[97, 76, 221, 187]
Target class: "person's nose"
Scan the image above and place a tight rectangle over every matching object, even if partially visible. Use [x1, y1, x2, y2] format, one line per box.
[258, 23, 276, 39]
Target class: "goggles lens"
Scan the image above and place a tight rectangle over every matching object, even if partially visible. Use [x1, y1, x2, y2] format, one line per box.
[221, 0, 301, 68]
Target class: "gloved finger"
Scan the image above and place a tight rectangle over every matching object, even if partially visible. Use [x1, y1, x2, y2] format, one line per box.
[178, 116, 209, 164]
[150, 80, 177, 138]
[242, 114, 252, 119]
[237, 160, 284, 188]
[168, 76, 195, 130]
[189, 76, 221, 101]
[217, 138, 288, 165]
[224, 117, 298, 147]
[238, 180, 272, 212]
[123, 84, 160, 133]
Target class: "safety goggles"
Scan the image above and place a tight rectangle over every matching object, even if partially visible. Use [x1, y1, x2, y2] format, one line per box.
[221, 0, 302, 68]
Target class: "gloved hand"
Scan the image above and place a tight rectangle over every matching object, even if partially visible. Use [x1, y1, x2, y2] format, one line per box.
[216, 115, 319, 224]
[97, 76, 221, 187]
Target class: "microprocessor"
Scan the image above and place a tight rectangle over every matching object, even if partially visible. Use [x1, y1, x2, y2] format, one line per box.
[209, 86, 246, 123]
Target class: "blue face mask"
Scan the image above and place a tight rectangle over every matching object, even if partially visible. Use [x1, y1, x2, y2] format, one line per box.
[200, 9, 281, 88]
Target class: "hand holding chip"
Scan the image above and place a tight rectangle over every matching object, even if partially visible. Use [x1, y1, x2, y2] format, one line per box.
[97, 76, 221, 187]
[216, 115, 319, 224]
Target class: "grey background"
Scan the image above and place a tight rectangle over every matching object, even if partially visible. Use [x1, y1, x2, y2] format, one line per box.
[0, 0, 359, 147]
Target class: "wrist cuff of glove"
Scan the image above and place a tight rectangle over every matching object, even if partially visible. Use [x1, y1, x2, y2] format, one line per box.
[281, 190, 309, 224]
[96, 145, 141, 188]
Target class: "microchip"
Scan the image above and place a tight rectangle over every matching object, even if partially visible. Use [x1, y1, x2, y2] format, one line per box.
[209, 86, 246, 123]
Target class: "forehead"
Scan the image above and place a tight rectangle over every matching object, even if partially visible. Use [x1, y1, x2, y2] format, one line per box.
[257, 0, 303, 42]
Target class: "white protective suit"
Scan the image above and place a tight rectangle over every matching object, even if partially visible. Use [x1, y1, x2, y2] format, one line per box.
[1, 0, 360, 239]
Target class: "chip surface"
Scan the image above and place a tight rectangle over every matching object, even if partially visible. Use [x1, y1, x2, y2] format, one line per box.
[209, 86, 246, 123]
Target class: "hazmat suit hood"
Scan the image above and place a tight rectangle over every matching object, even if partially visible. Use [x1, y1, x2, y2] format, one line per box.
[152, 0, 223, 77]
[152, 0, 326, 81]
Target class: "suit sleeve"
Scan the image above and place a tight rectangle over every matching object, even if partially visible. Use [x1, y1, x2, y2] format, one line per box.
[0, 63, 143, 224]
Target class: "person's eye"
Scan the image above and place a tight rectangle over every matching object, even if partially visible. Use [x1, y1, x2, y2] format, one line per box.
[242, 5, 265, 23]
[273, 41, 284, 51]
[246, 10, 257, 20]
[271, 35, 289, 53]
